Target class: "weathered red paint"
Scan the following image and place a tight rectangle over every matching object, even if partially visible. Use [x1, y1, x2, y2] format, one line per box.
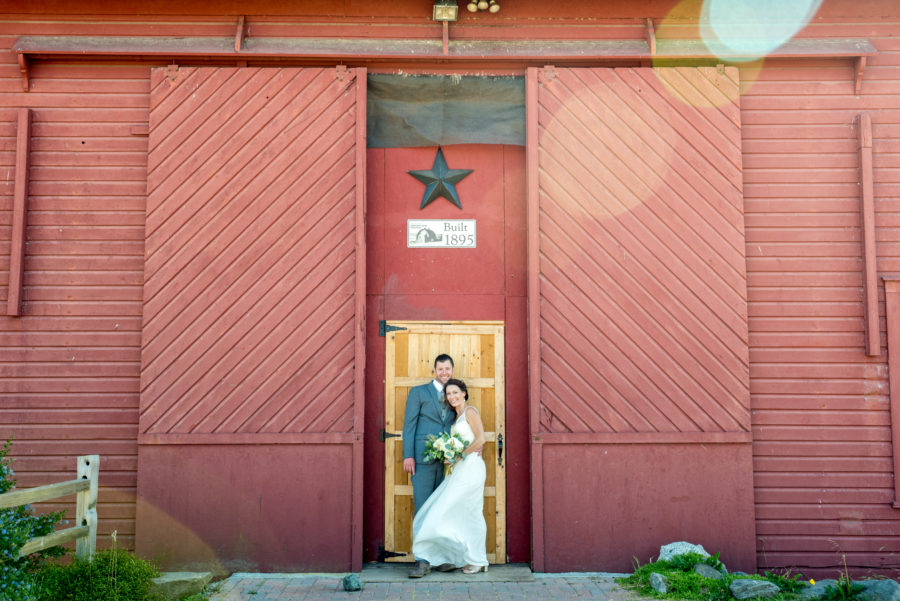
[1, 0, 900, 577]
[135, 444, 354, 573]
[528, 65, 755, 571]
[363, 145, 529, 562]
[135, 65, 366, 571]
[541, 443, 757, 572]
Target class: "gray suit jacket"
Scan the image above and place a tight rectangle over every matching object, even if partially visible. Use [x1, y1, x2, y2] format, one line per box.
[402, 381, 456, 464]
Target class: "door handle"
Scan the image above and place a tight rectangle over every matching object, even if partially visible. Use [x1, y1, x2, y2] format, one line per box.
[497, 433, 503, 467]
[380, 428, 401, 442]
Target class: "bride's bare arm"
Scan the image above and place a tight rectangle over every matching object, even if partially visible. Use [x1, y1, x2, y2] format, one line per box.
[464, 406, 486, 456]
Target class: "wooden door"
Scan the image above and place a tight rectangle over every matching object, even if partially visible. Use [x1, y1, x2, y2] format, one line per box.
[526, 66, 753, 571]
[136, 66, 367, 570]
[383, 321, 506, 564]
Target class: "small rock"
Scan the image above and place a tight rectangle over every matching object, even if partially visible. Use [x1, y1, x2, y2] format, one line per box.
[659, 541, 710, 562]
[342, 574, 362, 592]
[650, 572, 668, 594]
[150, 572, 214, 600]
[730, 578, 781, 600]
[694, 563, 724, 580]
[731, 571, 749, 577]
[859, 579, 900, 601]
[798, 579, 837, 600]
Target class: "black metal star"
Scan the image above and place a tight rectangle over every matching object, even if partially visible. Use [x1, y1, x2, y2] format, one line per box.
[407, 147, 474, 210]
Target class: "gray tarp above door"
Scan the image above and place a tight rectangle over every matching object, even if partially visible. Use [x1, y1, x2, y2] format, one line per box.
[366, 74, 525, 148]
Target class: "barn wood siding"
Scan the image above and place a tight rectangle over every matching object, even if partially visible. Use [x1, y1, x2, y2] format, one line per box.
[139, 66, 359, 437]
[0, 55, 148, 548]
[534, 66, 750, 436]
[0, 3, 899, 572]
[744, 29, 900, 575]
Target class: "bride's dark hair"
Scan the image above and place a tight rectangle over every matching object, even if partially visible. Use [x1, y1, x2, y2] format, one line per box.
[444, 378, 468, 400]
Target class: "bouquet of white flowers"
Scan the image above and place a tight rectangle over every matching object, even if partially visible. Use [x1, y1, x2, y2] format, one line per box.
[423, 432, 469, 475]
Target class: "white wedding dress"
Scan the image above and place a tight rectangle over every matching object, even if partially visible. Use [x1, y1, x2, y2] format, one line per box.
[411, 407, 489, 569]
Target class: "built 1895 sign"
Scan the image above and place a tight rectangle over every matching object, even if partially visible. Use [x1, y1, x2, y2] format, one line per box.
[407, 219, 476, 248]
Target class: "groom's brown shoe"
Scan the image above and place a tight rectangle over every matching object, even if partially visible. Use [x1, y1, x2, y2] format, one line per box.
[408, 560, 430, 578]
[434, 563, 457, 572]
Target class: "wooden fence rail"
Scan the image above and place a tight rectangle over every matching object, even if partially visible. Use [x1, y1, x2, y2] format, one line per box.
[0, 455, 99, 559]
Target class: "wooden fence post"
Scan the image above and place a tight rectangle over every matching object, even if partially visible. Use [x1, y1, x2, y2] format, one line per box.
[75, 455, 99, 560]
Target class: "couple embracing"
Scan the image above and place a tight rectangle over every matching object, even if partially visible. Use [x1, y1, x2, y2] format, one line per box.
[402, 353, 489, 578]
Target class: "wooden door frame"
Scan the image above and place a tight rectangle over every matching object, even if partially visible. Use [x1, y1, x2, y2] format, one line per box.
[526, 66, 544, 572]
[382, 320, 507, 563]
[351, 68, 367, 573]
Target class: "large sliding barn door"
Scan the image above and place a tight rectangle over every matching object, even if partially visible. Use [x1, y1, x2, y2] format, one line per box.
[135, 67, 366, 571]
[527, 67, 756, 571]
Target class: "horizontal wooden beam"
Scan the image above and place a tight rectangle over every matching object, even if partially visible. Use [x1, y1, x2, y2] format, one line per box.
[533, 432, 752, 444]
[392, 376, 495, 388]
[20, 526, 90, 557]
[0, 478, 89, 509]
[138, 432, 360, 445]
[13, 35, 877, 64]
[393, 484, 497, 497]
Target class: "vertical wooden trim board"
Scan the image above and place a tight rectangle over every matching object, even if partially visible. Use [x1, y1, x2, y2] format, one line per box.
[883, 278, 900, 508]
[351, 66, 367, 572]
[859, 113, 880, 356]
[525, 66, 545, 572]
[7, 108, 32, 316]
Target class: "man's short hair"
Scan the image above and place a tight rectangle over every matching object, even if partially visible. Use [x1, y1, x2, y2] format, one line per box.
[434, 354, 454, 368]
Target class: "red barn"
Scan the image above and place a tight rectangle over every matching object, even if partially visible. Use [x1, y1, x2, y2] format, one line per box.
[2, 0, 899, 578]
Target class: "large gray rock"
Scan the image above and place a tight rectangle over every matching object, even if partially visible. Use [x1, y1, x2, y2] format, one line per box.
[798, 579, 837, 600]
[694, 563, 724, 580]
[650, 572, 668, 594]
[150, 572, 214, 600]
[730, 578, 781, 600]
[659, 542, 711, 562]
[859, 579, 900, 601]
[342, 574, 362, 591]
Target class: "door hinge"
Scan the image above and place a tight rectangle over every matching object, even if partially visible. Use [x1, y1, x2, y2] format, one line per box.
[380, 428, 402, 443]
[379, 320, 407, 337]
[378, 546, 407, 561]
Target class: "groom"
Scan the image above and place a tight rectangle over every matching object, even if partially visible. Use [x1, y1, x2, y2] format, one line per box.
[403, 353, 457, 578]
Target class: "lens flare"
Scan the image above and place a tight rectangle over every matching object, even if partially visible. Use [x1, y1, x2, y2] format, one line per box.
[700, 0, 822, 62]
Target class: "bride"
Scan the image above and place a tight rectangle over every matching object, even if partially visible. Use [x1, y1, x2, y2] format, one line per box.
[411, 378, 489, 574]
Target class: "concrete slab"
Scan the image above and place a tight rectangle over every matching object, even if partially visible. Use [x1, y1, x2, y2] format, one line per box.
[360, 562, 536, 582]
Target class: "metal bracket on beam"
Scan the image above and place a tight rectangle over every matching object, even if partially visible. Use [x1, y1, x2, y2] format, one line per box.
[646, 18, 656, 56]
[541, 64, 556, 84]
[17, 53, 28, 91]
[855, 55, 866, 95]
[234, 15, 246, 52]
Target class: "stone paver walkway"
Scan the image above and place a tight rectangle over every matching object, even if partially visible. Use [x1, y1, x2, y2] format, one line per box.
[208, 570, 656, 601]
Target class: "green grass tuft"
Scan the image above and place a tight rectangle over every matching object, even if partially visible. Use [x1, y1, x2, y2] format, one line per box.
[619, 555, 808, 601]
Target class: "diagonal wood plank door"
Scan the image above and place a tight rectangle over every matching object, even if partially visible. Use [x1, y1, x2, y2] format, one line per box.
[139, 66, 366, 439]
[530, 66, 749, 436]
[383, 321, 506, 564]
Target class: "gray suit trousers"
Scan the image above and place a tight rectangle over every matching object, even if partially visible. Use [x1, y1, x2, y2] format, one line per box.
[412, 461, 444, 516]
